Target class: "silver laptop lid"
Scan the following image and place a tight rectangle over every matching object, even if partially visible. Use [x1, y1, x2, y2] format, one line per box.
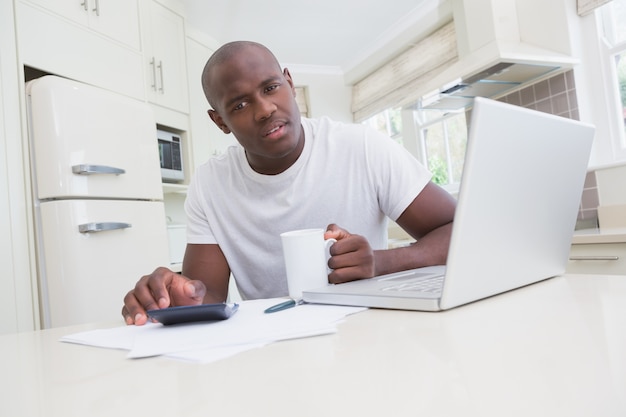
[440, 97, 595, 309]
[303, 97, 595, 311]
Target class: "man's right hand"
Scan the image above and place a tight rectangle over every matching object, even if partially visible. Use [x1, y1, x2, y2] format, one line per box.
[121, 266, 207, 325]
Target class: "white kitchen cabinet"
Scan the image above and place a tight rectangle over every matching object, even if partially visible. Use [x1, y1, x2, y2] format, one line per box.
[22, 0, 140, 49]
[567, 243, 626, 275]
[141, 0, 189, 114]
[16, 1, 144, 100]
[185, 31, 238, 173]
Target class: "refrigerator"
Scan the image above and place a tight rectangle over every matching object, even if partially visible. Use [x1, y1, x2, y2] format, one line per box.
[26, 75, 170, 328]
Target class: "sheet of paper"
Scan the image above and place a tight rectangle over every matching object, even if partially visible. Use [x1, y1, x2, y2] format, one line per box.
[164, 342, 269, 364]
[60, 299, 366, 363]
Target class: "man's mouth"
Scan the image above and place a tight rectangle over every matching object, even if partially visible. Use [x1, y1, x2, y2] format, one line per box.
[263, 123, 285, 139]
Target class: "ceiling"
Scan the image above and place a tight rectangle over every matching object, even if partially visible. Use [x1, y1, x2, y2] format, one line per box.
[180, 0, 451, 83]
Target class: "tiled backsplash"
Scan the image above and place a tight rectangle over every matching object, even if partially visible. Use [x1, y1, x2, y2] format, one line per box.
[498, 70, 597, 228]
[499, 70, 579, 120]
[579, 171, 600, 228]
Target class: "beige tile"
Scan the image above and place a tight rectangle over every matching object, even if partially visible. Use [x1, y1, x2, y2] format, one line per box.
[534, 79, 551, 101]
[552, 92, 570, 115]
[549, 73, 567, 95]
[584, 171, 597, 188]
[520, 86, 535, 106]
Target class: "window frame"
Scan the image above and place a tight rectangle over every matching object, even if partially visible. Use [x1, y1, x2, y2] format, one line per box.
[411, 109, 467, 195]
[598, 1, 626, 160]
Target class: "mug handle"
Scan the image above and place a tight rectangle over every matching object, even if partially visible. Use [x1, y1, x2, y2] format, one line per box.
[324, 238, 336, 274]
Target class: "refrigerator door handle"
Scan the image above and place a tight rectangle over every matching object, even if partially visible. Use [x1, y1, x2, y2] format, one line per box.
[78, 222, 132, 234]
[72, 164, 126, 175]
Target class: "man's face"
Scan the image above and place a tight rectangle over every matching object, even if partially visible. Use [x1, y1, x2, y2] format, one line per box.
[207, 47, 303, 174]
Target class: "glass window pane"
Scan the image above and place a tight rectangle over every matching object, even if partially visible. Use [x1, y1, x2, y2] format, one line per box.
[445, 114, 468, 184]
[602, 0, 626, 45]
[362, 108, 403, 144]
[388, 108, 402, 137]
[422, 123, 450, 185]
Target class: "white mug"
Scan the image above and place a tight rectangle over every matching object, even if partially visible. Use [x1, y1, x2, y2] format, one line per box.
[280, 228, 336, 300]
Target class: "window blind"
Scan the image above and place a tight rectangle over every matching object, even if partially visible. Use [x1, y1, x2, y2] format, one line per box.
[351, 21, 458, 121]
[295, 86, 309, 117]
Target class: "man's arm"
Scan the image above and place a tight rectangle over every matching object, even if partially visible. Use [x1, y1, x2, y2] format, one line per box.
[325, 181, 456, 283]
[182, 243, 231, 303]
[375, 181, 456, 275]
[122, 243, 231, 325]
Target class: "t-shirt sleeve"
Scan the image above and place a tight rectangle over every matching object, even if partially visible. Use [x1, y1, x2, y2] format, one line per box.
[364, 127, 433, 221]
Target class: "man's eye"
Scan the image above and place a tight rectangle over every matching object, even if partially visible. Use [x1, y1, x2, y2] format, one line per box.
[266, 85, 278, 93]
[233, 102, 245, 111]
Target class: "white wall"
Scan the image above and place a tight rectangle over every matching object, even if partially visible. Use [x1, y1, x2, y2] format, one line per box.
[287, 66, 353, 123]
[0, 0, 38, 334]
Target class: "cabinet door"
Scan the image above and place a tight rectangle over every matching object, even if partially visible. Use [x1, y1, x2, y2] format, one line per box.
[142, 0, 189, 113]
[21, 0, 140, 49]
[186, 36, 238, 172]
[22, 0, 90, 26]
[17, 1, 145, 100]
[86, 0, 141, 49]
[38, 200, 170, 328]
[567, 243, 626, 275]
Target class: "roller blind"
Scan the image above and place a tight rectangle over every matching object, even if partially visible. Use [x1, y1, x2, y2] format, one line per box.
[351, 21, 458, 121]
[294, 86, 309, 117]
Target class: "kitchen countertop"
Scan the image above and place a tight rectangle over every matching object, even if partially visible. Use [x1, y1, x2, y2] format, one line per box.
[572, 227, 626, 244]
[1, 274, 624, 417]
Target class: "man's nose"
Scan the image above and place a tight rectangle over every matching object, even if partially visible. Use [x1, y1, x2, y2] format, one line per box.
[255, 97, 277, 121]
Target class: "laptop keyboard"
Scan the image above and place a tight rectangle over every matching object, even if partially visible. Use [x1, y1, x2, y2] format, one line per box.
[381, 275, 444, 293]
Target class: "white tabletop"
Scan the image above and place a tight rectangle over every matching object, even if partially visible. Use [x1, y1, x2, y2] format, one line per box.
[1, 274, 625, 417]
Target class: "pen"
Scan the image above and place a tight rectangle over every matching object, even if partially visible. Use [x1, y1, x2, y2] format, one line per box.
[264, 299, 303, 314]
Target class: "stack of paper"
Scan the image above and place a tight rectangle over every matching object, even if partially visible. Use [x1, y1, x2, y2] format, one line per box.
[60, 299, 366, 363]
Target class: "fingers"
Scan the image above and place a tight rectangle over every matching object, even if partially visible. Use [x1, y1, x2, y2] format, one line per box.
[327, 233, 375, 284]
[121, 267, 189, 325]
[324, 223, 351, 241]
[122, 291, 149, 326]
[183, 280, 207, 303]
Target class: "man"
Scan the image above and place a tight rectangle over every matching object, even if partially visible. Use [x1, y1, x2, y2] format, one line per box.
[122, 41, 456, 325]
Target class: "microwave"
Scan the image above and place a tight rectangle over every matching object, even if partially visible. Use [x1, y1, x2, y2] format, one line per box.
[157, 129, 184, 183]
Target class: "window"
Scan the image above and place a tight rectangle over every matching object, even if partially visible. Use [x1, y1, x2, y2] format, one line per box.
[363, 2, 626, 186]
[363, 107, 403, 145]
[413, 109, 467, 190]
[363, 106, 467, 193]
[294, 86, 310, 117]
[600, 0, 626, 156]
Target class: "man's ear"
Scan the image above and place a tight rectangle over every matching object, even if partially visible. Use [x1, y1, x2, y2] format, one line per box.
[208, 109, 231, 134]
[283, 68, 296, 95]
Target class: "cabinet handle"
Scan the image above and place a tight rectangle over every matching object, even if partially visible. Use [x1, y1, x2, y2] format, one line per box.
[80, 0, 88, 12]
[92, 0, 100, 16]
[150, 57, 157, 91]
[157, 60, 164, 93]
[72, 164, 125, 175]
[78, 222, 132, 234]
[569, 255, 619, 261]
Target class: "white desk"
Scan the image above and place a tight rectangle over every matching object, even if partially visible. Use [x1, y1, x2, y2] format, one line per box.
[1, 274, 625, 417]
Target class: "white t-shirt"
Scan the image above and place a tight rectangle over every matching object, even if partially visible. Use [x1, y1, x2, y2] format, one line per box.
[185, 116, 432, 299]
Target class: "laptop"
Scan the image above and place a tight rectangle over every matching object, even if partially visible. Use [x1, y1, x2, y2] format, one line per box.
[303, 97, 595, 311]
